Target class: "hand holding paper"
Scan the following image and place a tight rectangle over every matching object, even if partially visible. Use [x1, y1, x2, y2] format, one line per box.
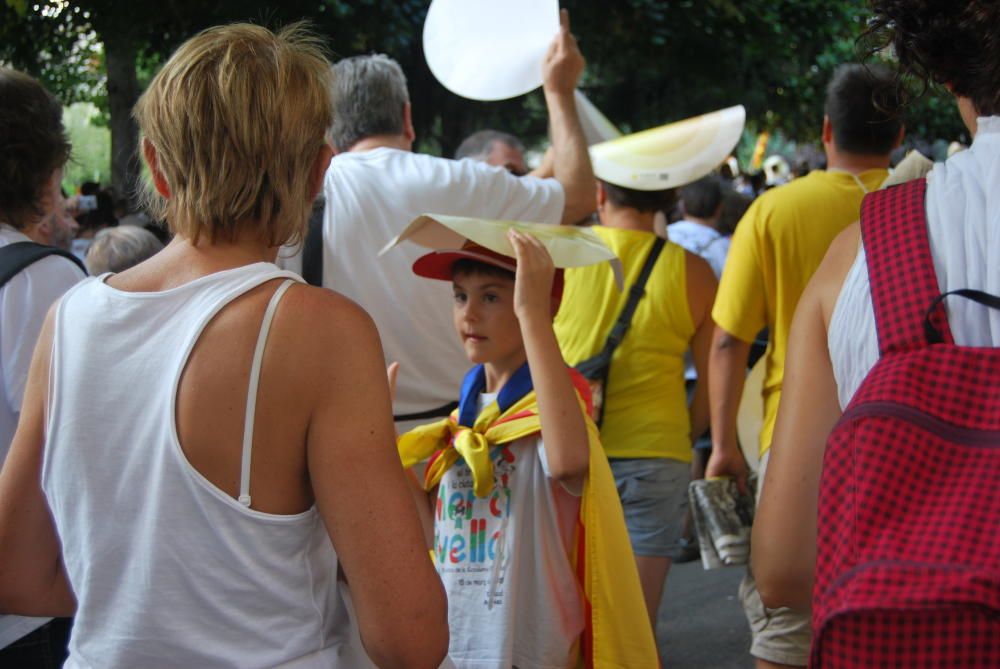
[543, 10, 584, 98]
[508, 229, 556, 323]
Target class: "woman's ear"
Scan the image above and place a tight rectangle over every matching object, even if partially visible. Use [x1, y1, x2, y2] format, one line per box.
[143, 138, 171, 198]
[309, 144, 335, 201]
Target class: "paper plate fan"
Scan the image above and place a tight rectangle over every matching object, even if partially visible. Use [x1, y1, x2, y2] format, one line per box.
[380, 214, 624, 289]
[423, 0, 559, 101]
[590, 105, 746, 191]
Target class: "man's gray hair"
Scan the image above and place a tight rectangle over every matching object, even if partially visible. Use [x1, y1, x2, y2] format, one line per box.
[454, 130, 525, 162]
[85, 226, 164, 275]
[330, 54, 410, 152]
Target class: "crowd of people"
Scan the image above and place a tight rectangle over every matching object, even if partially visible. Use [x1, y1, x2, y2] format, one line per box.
[0, 1, 996, 668]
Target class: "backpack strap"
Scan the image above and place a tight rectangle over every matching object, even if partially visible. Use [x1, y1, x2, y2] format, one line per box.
[0, 241, 86, 289]
[860, 178, 952, 355]
[300, 197, 325, 287]
[590, 236, 665, 363]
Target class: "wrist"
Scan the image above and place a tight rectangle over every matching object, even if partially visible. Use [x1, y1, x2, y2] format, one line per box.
[543, 87, 577, 107]
[517, 308, 555, 334]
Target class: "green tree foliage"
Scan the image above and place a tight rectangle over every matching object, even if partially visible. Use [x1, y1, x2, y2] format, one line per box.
[1, 0, 968, 195]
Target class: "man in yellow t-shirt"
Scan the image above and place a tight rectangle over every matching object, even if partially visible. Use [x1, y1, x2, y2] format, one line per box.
[706, 64, 902, 669]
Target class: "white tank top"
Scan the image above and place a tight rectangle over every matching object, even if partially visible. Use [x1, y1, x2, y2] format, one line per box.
[42, 263, 360, 669]
[829, 117, 1000, 408]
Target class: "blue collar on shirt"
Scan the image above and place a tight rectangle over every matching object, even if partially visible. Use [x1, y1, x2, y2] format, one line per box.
[457, 362, 534, 427]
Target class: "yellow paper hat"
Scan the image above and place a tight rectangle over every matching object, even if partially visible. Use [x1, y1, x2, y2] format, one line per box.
[380, 214, 624, 289]
[590, 105, 746, 191]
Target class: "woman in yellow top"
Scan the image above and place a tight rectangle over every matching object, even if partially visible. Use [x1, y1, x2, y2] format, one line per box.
[554, 180, 716, 642]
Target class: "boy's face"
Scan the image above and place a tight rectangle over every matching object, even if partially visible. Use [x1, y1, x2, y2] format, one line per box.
[452, 270, 525, 369]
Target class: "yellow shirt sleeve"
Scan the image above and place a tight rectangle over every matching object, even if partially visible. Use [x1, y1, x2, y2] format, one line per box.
[712, 200, 768, 343]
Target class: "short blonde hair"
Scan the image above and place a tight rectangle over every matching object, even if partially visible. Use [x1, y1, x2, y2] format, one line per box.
[134, 23, 333, 247]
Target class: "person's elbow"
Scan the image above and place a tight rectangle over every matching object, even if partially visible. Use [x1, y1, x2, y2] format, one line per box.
[752, 558, 813, 612]
[559, 194, 595, 226]
[363, 585, 450, 669]
[549, 454, 589, 484]
[556, 175, 596, 225]
[547, 443, 590, 495]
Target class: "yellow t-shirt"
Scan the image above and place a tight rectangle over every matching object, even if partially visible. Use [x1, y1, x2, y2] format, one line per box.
[555, 226, 695, 462]
[712, 168, 888, 456]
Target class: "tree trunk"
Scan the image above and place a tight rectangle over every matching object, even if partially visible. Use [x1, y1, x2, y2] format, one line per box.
[104, 35, 141, 212]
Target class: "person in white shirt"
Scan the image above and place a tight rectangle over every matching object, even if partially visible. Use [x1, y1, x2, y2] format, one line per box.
[0, 67, 85, 668]
[668, 175, 730, 280]
[306, 10, 594, 429]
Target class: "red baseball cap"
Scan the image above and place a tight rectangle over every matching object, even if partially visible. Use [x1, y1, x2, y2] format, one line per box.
[412, 240, 564, 302]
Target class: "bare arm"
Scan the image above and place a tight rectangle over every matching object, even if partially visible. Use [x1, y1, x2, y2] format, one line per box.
[752, 224, 859, 611]
[0, 305, 76, 616]
[299, 290, 448, 669]
[528, 146, 555, 180]
[685, 252, 717, 442]
[705, 327, 751, 492]
[509, 230, 589, 494]
[542, 10, 594, 226]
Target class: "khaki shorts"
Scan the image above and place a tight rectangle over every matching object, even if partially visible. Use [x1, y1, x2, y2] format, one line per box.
[740, 450, 811, 666]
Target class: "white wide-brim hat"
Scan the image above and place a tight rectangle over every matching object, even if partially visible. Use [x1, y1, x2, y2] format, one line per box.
[591, 105, 747, 191]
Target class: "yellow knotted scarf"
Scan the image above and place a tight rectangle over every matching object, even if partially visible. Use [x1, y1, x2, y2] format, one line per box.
[398, 384, 658, 668]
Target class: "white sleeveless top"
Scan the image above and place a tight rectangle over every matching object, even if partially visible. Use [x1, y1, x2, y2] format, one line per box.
[829, 117, 1000, 408]
[42, 263, 360, 669]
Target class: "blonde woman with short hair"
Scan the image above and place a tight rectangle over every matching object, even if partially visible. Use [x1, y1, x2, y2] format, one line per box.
[0, 23, 447, 669]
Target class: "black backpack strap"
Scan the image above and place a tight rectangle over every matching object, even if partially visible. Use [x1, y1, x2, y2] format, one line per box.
[301, 197, 325, 287]
[0, 241, 86, 288]
[924, 289, 1000, 345]
[576, 237, 665, 374]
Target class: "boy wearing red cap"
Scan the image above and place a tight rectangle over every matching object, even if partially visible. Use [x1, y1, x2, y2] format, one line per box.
[398, 229, 657, 668]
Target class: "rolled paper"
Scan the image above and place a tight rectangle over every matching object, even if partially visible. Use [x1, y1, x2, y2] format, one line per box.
[576, 90, 622, 146]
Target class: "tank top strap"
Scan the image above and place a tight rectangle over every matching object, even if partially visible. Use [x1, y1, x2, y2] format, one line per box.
[860, 178, 952, 355]
[238, 279, 296, 507]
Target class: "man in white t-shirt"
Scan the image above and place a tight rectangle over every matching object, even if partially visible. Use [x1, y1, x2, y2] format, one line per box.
[313, 12, 593, 427]
[0, 66, 85, 669]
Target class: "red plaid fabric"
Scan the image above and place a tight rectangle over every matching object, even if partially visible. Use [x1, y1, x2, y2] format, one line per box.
[811, 179, 1000, 668]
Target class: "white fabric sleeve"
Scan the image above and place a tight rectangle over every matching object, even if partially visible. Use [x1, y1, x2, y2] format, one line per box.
[1, 256, 84, 412]
[443, 157, 566, 225]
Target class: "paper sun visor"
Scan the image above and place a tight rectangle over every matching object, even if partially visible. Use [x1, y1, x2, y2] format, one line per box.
[380, 215, 624, 290]
[590, 105, 746, 191]
[423, 0, 559, 101]
[576, 90, 622, 146]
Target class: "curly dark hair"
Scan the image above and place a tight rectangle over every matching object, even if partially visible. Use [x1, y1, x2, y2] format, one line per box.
[0, 68, 71, 230]
[863, 0, 1000, 116]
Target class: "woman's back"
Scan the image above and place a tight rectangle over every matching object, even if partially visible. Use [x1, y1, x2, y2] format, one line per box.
[828, 117, 1000, 405]
[0, 23, 447, 669]
[44, 263, 357, 668]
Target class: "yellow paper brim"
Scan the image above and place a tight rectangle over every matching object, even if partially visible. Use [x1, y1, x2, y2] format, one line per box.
[380, 214, 625, 290]
[591, 105, 746, 191]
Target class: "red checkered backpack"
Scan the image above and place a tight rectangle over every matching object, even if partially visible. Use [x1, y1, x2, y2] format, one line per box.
[811, 179, 1000, 668]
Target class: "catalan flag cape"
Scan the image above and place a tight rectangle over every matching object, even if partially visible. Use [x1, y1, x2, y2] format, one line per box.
[398, 363, 658, 668]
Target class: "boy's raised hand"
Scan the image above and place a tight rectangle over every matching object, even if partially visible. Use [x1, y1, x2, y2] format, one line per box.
[508, 229, 555, 323]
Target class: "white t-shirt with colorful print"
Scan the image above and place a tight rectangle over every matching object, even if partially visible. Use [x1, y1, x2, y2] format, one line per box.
[435, 393, 583, 669]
